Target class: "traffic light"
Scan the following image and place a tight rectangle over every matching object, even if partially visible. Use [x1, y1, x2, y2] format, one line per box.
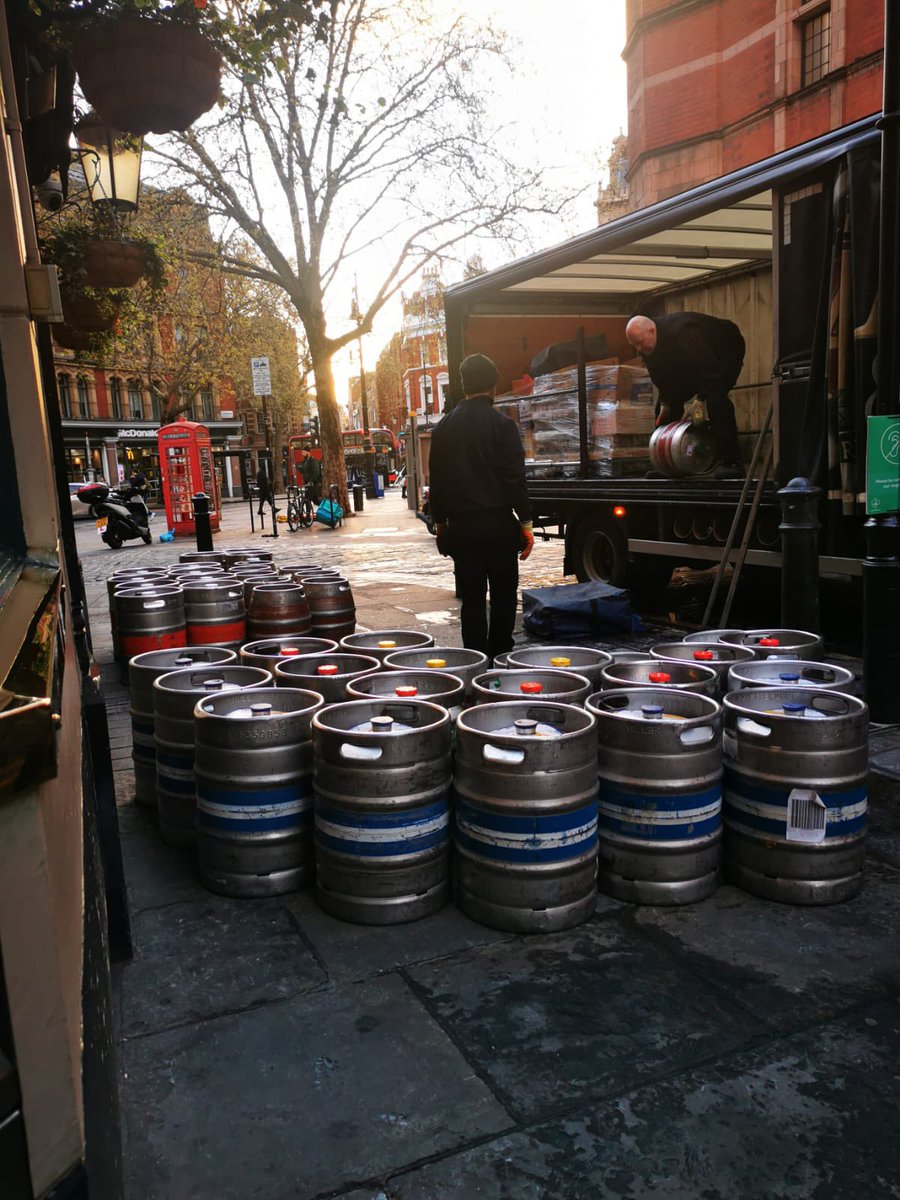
[311, 415, 320, 441]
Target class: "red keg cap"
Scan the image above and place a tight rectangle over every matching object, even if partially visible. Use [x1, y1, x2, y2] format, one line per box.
[759, 637, 780, 646]
[520, 681, 543, 694]
[395, 686, 418, 697]
[317, 663, 339, 675]
[648, 671, 671, 683]
[693, 650, 714, 661]
[280, 646, 301, 656]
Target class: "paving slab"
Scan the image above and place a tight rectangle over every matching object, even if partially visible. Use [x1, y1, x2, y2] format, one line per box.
[378, 997, 900, 1200]
[404, 915, 763, 1123]
[121, 895, 324, 1037]
[120, 807, 208, 914]
[283, 891, 513, 983]
[121, 973, 512, 1200]
[631, 865, 900, 1030]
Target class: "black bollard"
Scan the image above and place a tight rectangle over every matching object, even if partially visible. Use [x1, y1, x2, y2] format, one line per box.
[863, 514, 900, 722]
[777, 476, 820, 632]
[192, 492, 213, 552]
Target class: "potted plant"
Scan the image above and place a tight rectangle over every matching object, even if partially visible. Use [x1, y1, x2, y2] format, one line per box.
[43, 218, 168, 291]
[71, 1, 222, 136]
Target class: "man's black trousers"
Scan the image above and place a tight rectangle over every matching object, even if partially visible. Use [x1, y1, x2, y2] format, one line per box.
[447, 510, 520, 660]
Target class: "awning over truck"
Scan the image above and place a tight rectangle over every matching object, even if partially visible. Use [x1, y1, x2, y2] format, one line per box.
[444, 116, 880, 311]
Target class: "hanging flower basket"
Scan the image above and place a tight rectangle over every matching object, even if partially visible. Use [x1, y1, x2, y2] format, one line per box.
[60, 291, 120, 334]
[81, 238, 148, 288]
[53, 325, 99, 353]
[72, 16, 222, 136]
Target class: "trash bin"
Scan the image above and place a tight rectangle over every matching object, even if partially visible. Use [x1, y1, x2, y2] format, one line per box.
[352, 484, 365, 512]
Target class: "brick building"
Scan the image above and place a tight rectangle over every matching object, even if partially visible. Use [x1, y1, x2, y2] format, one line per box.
[400, 264, 449, 425]
[624, 0, 884, 207]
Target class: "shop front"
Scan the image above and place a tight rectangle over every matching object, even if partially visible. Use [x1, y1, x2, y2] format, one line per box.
[61, 417, 244, 500]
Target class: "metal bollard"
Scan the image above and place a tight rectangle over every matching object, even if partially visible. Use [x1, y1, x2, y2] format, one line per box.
[192, 492, 213, 552]
[863, 514, 900, 722]
[352, 484, 365, 513]
[777, 477, 820, 633]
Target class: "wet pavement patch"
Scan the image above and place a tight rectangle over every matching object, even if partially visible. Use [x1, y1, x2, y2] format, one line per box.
[631, 867, 900, 1030]
[381, 997, 900, 1200]
[121, 896, 325, 1037]
[405, 916, 764, 1123]
[121, 974, 511, 1200]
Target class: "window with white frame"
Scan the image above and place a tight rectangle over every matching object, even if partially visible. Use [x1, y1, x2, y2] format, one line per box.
[127, 378, 143, 419]
[57, 373, 72, 418]
[109, 376, 123, 419]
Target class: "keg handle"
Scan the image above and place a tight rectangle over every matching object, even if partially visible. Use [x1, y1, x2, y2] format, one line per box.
[678, 725, 716, 746]
[339, 742, 383, 761]
[142, 599, 165, 609]
[482, 744, 526, 764]
[736, 716, 772, 738]
[809, 694, 852, 716]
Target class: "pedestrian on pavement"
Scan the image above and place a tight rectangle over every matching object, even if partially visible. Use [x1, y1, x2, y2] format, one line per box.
[300, 447, 322, 503]
[429, 352, 534, 661]
[256, 463, 275, 516]
[625, 311, 746, 478]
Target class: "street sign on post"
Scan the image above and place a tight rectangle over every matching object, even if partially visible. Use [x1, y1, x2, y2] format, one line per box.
[251, 356, 272, 397]
[866, 414, 900, 514]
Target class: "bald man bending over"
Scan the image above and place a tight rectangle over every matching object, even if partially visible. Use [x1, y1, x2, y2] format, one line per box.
[626, 312, 745, 478]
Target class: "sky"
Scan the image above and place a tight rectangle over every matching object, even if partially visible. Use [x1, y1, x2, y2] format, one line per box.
[337, 0, 629, 407]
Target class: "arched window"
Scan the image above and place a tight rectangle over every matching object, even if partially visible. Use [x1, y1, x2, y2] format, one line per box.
[199, 386, 214, 421]
[109, 377, 123, 420]
[149, 383, 162, 423]
[57, 373, 72, 418]
[75, 375, 89, 418]
[127, 378, 143, 419]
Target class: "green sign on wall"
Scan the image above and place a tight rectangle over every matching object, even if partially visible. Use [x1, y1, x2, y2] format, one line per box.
[866, 415, 900, 515]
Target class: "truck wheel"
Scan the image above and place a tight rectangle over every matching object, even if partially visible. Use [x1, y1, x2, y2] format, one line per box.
[572, 515, 628, 586]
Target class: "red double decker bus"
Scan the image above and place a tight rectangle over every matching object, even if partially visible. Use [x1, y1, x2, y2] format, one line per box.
[287, 427, 399, 485]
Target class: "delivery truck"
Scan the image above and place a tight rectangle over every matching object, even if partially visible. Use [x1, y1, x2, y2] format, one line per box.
[443, 115, 882, 595]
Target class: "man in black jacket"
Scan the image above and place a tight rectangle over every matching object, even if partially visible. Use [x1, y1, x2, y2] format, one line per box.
[429, 353, 534, 660]
[625, 312, 745, 478]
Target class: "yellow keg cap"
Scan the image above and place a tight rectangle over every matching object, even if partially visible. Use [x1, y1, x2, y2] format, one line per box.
[378, 640, 397, 649]
[426, 658, 446, 668]
[550, 656, 571, 667]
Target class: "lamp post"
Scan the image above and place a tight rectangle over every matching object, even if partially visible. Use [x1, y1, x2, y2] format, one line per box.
[350, 280, 376, 495]
[73, 112, 143, 212]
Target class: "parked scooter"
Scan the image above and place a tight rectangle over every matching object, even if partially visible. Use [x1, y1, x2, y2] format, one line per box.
[76, 482, 153, 549]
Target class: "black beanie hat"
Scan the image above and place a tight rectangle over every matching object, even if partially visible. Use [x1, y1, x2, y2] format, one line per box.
[460, 353, 500, 394]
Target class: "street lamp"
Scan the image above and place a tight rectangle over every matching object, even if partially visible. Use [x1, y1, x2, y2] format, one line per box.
[350, 280, 376, 494]
[74, 111, 143, 212]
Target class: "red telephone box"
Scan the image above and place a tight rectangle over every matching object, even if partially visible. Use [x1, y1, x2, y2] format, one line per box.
[157, 418, 221, 536]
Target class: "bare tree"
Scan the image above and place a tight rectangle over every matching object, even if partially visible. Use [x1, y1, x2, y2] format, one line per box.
[150, 0, 568, 505]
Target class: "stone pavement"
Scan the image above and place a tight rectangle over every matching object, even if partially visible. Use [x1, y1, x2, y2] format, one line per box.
[76, 491, 900, 1200]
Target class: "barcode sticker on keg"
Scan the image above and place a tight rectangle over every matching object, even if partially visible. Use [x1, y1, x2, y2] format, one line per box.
[786, 789, 827, 844]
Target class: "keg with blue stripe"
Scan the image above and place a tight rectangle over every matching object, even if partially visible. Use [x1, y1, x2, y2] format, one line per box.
[312, 699, 452, 924]
[153, 665, 272, 847]
[726, 659, 855, 693]
[194, 687, 324, 897]
[599, 659, 719, 699]
[383, 647, 488, 698]
[722, 688, 868, 904]
[129, 646, 237, 807]
[505, 645, 613, 690]
[720, 628, 824, 660]
[650, 641, 755, 695]
[586, 688, 723, 905]
[346, 669, 466, 720]
[339, 629, 434, 664]
[275, 653, 381, 703]
[453, 701, 599, 933]
[471, 668, 592, 707]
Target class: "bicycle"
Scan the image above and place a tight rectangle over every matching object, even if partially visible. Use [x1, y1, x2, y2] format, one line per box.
[286, 483, 315, 531]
